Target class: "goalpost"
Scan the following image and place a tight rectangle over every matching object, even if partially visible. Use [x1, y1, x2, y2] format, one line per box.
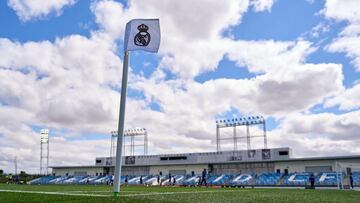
[335, 162, 360, 189]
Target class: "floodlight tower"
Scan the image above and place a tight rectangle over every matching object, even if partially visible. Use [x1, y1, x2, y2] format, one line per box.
[110, 131, 118, 157]
[216, 116, 267, 152]
[40, 129, 50, 175]
[110, 128, 148, 156]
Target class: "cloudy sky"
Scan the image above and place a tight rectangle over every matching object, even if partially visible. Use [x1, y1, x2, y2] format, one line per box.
[1, 0, 360, 173]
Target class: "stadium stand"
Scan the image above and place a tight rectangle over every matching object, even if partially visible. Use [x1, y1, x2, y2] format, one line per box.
[27, 171, 360, 188]
[353, 172, 360, 186]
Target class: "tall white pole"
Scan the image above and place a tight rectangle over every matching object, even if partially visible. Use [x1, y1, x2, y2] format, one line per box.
[47, 136, 49, 175]
[113, 51, 129, 195]
[216, 125, 220, 152]
[40, 140, 43, 175]
[14, 157, 17, 175]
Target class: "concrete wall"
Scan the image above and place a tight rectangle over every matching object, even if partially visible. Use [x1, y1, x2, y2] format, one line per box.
[149, 164, 208, 175]
[274, 158, 360, 173]
[53, 158, 360, 176]
[53, 167, 104, 176]
[213, 162, 275, 175]
[95, 148, 291, 167]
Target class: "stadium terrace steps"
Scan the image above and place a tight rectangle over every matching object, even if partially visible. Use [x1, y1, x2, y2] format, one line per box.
[28, 172, 360, 187]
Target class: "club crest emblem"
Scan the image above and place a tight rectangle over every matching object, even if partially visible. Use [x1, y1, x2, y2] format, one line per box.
[134, 24, 151, 46]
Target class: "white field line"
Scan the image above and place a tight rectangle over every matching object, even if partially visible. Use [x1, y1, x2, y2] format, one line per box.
[0, 189, 244, 197]
[65, 190, 143, 193]
[0, 189, 110, 197]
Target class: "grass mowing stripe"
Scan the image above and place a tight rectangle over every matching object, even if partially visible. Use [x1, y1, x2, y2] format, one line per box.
[1, 185, 360, 203]
[0, 188, 243, 198]
[120, 189, 245, 197]
[0, 189, 110, 197]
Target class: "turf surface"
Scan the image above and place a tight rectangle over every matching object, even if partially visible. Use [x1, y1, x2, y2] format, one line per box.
[0, 184, 359, 203]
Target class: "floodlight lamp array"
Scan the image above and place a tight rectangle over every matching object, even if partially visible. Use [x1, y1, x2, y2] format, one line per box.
[216, 116, 265, 127]
[124, 128, 147, 136]
[40, 129, 49, 134]
[40, 129, 49, 142]
[111, 128, 147, 136]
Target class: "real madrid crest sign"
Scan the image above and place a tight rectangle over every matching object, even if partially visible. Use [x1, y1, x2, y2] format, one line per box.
[124, 19, 160, 52]
[134, 24, 151, 46]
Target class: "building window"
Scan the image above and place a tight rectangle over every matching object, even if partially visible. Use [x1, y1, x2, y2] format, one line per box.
[169, 156, 187, 160]
[279, 151, 289, 156]
[160, 156, 187, 161]
[96, 159, 102, 163]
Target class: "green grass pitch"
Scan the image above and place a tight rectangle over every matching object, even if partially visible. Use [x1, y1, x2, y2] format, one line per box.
[0, 184, 359, 203]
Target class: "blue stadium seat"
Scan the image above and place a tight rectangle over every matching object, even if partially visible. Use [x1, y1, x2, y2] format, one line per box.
[316, 173, 338, 185]
[229, 174, 252, 186]
[255, 173, 282, 185]
[283, 173, 310, 185]
[28, 176, 57, 184]
[352, 172, 360, 186]
[183, 175, 200, 186]
[208, 174, 232, 186]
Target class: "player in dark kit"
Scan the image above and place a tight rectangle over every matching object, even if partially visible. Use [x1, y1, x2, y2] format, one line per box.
[200, 169, 207, 186]
[349, 173, 354, 189]
[125, 175, 128, 186]
[173, 176, 176, 186]
[168, 173, 172, 185]
[309, 173, 315, 189]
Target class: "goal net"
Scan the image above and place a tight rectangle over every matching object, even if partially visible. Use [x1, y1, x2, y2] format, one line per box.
[335, 162, 360, 189]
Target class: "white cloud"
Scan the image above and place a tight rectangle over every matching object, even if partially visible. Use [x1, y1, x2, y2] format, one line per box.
[321, 0, 360, 23]
[91, 0, 255, 78]
[227, 40, 316, 74]
[320, 0, 360, 113]
[322, 0, 360, 71]
[267, 111, 360, 158]
[327, 36, 360, 71]
[0, 33, 122, 133]
[0, 32, 123, 172]
[305, 22, 330, 38]
[7, 0, 76, 21]
[325, 83, 360, 111]
[250, 0, 276, 12]
[280, 111, 360, 141]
